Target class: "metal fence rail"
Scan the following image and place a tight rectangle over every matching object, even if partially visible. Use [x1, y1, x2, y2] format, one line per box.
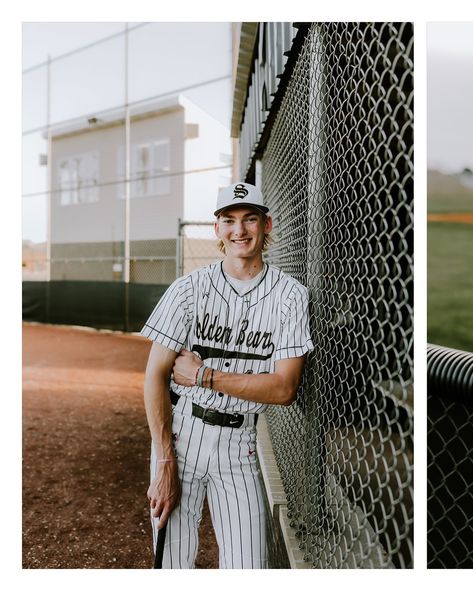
[260, 22, 414, 568]
[427, 343, 473, 568]
[177, 221, 223, 277]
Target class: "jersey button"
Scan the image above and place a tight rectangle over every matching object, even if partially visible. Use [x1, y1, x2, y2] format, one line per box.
[218, 392, 224, 397]
[225, 362, 230, 367]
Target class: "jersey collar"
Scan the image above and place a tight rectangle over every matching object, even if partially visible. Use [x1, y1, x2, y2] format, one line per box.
[219, 261, 269, 297]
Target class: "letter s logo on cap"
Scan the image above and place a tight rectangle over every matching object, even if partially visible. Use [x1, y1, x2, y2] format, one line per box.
[233, 184, 249, 199]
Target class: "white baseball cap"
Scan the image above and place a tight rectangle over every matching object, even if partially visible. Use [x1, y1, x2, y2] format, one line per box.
[214, 182, 269, 217]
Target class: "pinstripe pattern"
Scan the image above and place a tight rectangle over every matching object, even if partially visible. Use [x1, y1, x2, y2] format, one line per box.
[144, 261, 313, 568]
[141, 262, 314, 414]
[150, 397, 267, 568]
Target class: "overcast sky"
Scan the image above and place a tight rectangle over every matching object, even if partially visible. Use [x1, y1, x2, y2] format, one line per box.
[23, 20, 473, 243]
[22, 22, 232, 129]
[22, 22, 233, 242]
[427, 22, 473, 173]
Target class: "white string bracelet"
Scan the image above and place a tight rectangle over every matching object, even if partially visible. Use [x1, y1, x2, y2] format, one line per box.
[197, 364, 206, 387]
[196, 364, 207, 388]
[156, 459, 175, 463]
[194, 365, 202, 386]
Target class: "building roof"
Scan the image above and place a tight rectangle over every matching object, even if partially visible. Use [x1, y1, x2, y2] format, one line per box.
[46, 95, 186, 140]
[231, 22, 259, 138]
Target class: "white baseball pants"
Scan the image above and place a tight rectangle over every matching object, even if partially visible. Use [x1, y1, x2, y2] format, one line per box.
[150, 395, 268, 569]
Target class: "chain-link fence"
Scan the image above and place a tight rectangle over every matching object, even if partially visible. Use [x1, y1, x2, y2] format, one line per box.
[40, 221, 222, 284]
[22, 23, 233, 332]
[23, 219, 224, 332]
[427, 344, 473, 568]
[259, 22, 413, 568]
[177, 222, 224, 276]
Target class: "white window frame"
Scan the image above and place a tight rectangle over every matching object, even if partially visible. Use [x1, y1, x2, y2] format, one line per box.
[152, 139, 171, 196]
[118, 138, 170, 199]
[57, 151, 99, 206]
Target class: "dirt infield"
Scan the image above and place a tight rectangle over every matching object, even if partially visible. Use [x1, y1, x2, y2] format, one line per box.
[427, 212, 473, 224]
[22, 323, 218, 569]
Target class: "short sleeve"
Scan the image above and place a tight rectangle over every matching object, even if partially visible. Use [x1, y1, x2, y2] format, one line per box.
[274, 284, 314, 361]
[140, 275, 194, 352]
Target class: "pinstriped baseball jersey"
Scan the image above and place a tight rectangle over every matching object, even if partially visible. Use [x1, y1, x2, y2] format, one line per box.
[141, 261, 314, 413]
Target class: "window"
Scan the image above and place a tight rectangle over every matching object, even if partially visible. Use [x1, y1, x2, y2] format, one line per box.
[57, 152, 99, 206]
[119, 138, 170, 198]
[117, 138, 171, 199]
[153, 140, 171, 196]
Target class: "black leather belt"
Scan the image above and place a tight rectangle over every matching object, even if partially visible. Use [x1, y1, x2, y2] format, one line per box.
[169, 390, 257, 428]
[191, 403, 245, 428]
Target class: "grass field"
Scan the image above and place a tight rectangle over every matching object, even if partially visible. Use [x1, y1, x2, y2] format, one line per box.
[427, 170, 473, 213]
[428, 221, 473, 352]
[427, 189, 473, 213]
[427, 171, 473, 352]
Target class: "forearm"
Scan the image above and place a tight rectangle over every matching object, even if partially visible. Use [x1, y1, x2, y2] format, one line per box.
[143, 343, 180, 526]
[144, 374, 175, 460]
[202, 367, 297, 406]
[172, 350, 306, 407]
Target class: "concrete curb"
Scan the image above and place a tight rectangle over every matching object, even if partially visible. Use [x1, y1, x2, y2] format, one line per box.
[256, 413, 310, 569]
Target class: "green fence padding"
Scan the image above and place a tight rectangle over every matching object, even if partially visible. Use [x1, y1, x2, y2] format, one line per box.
[22, 281, 169, 333]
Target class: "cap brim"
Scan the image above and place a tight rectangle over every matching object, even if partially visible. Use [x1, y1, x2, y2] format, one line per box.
[214, 203, 269, 217]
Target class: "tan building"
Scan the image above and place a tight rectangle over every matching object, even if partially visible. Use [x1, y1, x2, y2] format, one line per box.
[48, 95, 229, 284]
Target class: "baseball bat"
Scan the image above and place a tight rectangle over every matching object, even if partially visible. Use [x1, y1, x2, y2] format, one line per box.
[153, 523, 167, 569]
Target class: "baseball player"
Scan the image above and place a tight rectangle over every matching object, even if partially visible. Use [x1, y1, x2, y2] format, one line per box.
[141, 182, 314, 568]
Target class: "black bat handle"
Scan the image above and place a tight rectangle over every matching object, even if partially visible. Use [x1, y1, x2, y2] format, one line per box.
[153, 523, 167, 569]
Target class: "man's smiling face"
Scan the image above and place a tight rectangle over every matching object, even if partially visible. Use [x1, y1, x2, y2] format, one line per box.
[214, 207, 272, 260]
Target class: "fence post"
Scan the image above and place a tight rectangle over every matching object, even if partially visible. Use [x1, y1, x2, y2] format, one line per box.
[176, 218, 182, 279]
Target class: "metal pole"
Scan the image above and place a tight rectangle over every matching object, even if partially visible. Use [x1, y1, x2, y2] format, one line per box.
[46, 54, 52, 283]
[46, 55, 52, 323]
[124, 23, 131, 331]
[176, 218, 182, 279]
[124, 23, 131, 285]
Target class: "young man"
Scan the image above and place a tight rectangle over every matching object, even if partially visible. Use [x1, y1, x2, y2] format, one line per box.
[141, 182, 314, 568]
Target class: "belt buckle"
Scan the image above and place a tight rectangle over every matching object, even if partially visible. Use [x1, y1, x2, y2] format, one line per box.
[201, 407, 219, 425]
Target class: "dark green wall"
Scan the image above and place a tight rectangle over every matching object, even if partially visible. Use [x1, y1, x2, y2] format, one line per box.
[22, 281, 168, 333]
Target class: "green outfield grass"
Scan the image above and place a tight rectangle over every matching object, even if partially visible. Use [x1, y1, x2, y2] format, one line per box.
[427, 191, 473, 213]
[428, 222, 473, 352]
